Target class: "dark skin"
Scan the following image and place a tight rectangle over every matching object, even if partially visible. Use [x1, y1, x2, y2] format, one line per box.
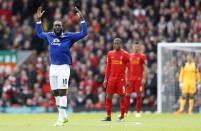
[103, 38, 124, 100]
[36, 6, 84, 100]
[113, 38, 122, 52]
[53, 21, 63, 36]
[36, 6, 84, 36]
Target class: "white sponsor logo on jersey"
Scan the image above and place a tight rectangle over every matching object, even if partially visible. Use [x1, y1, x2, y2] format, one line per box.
[51, 38, 61, 46]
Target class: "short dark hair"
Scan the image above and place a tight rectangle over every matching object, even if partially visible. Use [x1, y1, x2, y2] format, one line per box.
[53, 20, 62, 26]
[114, 38, 122, 44]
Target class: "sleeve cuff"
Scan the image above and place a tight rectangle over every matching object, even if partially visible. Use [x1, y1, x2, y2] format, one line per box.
[36, 21, 42, 24]
[81, 21, 85, 24]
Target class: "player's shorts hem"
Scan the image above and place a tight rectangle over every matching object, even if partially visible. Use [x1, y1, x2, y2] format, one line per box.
[50, 85, 69, 90]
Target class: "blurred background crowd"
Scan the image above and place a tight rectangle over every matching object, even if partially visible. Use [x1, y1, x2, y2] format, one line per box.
[0, 0, 201, 111]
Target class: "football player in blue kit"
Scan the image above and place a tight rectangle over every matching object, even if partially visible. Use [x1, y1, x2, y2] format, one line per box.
[36, 6, 87, 126]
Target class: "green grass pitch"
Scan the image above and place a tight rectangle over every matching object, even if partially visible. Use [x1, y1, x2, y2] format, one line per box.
[0, 113, 201, 131]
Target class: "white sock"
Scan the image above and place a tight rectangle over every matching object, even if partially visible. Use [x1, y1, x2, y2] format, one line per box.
[59, 96, 67, 120]
[55, 96, 61, 121]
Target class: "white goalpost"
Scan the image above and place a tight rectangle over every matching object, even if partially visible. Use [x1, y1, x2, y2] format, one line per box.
[157, 43, 201, 113]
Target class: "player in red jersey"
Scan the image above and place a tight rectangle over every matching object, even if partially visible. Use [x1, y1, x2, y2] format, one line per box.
[102, 38, 129, 122]
[124, 41, 147, 118]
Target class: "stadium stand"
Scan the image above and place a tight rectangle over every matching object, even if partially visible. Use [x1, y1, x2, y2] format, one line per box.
[1, 0, 200, 112]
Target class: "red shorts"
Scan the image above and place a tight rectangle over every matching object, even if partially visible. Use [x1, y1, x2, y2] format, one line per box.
[126, 79, 144, 94]
[106, 77, 126, 95]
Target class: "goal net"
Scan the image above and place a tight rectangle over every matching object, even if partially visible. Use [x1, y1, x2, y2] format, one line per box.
[157, 43, 201, 113]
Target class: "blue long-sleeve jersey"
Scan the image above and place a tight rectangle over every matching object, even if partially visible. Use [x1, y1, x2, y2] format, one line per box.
[36, 21, 87, 65]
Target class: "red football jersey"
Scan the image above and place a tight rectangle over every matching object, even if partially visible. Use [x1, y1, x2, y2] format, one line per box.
[128, 52, 147, 80]
[104, 49, 129, 80]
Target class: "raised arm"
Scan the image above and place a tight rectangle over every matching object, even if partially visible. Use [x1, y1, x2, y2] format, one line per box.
[67, 7, 87, 43]
[35, 6, 48, 39]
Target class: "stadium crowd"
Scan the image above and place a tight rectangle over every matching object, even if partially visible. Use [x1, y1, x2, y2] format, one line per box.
[0, 0, 201, 111]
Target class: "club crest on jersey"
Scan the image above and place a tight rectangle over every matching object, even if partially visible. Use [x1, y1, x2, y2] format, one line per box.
[51, 38, 61, 46]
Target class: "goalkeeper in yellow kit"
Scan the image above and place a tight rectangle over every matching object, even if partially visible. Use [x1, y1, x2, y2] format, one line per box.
[176, 53, 201, 114]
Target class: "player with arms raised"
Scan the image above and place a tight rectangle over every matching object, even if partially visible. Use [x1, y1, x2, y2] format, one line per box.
[35, 6, 87, 126]
[124, 41, 147, 118]
[102, 38, 129, 122]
